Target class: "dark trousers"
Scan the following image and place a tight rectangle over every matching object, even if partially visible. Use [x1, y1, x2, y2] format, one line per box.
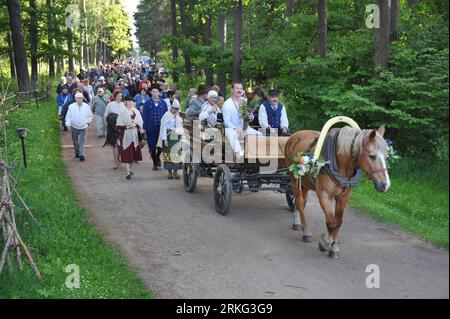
[71, 127, 87, 156]
[147, 127, 161, 166]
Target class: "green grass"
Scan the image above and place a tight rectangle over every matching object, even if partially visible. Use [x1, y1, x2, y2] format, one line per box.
[350, 159, 449, 248]
[0, 98, 152, 298]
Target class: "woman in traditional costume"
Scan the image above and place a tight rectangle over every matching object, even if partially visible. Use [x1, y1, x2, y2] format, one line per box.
[116, 97, 144, 179]
[157, 99, 184, 180]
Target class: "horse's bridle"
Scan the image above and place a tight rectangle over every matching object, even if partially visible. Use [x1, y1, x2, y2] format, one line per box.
[357, 153, 387, 179]
[351, 132, 387, 180]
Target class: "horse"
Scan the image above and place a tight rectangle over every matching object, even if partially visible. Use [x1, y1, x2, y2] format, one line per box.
[284, 125, 390, 259]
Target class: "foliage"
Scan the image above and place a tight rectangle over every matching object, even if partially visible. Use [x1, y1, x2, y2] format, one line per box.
[351, 158, 449, 247]
[135, 0, 449, 159]
[0, 97, 151, 298]
[0, 0, 133, 78]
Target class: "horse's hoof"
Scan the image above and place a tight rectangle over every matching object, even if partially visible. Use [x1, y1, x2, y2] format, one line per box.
[318, 242, 327, 252]
[302, 235, 313, 243]
[328, 250, 340, 260]
[292, 224, 301, 231]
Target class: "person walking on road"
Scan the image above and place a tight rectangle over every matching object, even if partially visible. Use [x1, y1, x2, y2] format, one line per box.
[104, 91, 126, 169]
[65, 92, 93, 161]
[117, 97, 144, 179]
[91, 88, 109, 138]
[143, 87, 168, 170]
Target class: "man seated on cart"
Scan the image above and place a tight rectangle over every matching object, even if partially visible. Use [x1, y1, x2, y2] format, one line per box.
[258, 88, 290, 136]
[222, 82, 262, 158]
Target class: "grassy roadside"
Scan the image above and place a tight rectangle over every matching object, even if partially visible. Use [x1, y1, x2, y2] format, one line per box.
[350, 159, 449, 248]
[0, 98, 151, 298]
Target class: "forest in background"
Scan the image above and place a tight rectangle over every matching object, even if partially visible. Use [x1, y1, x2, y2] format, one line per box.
[0, 0, 132, 91]
[135, 0, 449, 158]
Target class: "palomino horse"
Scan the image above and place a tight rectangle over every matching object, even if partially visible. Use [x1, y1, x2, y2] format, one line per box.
[284, 125, 390, 259]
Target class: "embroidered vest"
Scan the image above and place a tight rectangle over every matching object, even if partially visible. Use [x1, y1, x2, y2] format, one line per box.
[263, 101, 283, 128]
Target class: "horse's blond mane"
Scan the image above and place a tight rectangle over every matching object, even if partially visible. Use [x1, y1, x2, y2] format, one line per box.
[337, 126, 387, 158]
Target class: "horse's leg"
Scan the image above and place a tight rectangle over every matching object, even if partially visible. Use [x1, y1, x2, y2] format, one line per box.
[317, 191, 338, 256]
[290, 175, 302, 232]
[329, 191, 351, 259]
[299, 187, 312, 242]
[290, 176, 311, 241]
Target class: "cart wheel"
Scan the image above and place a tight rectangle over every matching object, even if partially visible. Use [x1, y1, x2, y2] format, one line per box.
[183, 162, 198, 193]
[214, 164, 233, 215]
[286, 190, 296, 212]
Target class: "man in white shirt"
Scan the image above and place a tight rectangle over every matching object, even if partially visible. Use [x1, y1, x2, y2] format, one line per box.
[222, 82, 262, 157]
[65, 92, 93, 161]
[258, 88, 290, 136]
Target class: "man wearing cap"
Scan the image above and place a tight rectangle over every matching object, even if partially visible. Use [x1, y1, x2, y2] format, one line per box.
[65, 92, 93, 161]
[186, 84, 209, 117]
[91, 88, 109, 138]
[143, 86, 168, 170]
[258, 88, 290, 136]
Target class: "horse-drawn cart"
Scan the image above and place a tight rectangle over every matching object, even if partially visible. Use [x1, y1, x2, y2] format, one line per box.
[180, 113, 296, 215]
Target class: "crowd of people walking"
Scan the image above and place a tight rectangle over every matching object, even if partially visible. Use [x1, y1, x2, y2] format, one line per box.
[56, 57, 291, 179]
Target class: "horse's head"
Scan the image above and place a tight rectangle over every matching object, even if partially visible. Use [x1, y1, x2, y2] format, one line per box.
[356, 125, 391, 193]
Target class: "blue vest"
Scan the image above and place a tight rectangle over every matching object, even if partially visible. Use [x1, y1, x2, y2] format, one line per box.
[143, 99, 168, 131]
[263, 101, 283, 128]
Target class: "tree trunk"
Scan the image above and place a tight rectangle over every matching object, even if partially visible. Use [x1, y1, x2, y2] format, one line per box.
[266, 2, 276, 79]
[217, 14, 227, 98]
[374, 0, 391, 70]
[179, 0, 192, 76]
[170, 0, 179, 82]
[7, 32, 16, 79]
[29, 0, 39, 89]
[67, 27, 75, 74]
[204, 15, 213, 86]
[232, 0, 243, 83]
[390, 0, 399, 42]
[6, 0, 30, 92]
[317, 0, 327, 57]
[80, 0, 89, 69]
[47, 0, 55, 77]
[286, 0, 295, 16]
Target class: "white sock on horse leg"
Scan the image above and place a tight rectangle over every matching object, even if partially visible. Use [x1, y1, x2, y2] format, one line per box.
[293, 211, 301, 225]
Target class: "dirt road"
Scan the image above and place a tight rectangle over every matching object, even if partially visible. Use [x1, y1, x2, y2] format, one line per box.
[61, 122, 449, 299]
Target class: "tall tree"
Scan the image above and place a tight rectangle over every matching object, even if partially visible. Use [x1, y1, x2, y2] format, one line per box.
[29, 0, 39, 88]
[204, 14, 213, 86]
[217, 14, 227, 97]
[80, 0, 89, 69]
[67, 27, 75, 73]
[6, 32, 16, 79]
[179, 0, 192, 76]
[6, 0, 30, 91]
[390, 0, 399, 42]
[374, 0, 391, 69]
[170, 0, 179, 82]
[317, 0, 327, 57]
[47, 0, 55, 77]
[232, 0, 243, 83]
